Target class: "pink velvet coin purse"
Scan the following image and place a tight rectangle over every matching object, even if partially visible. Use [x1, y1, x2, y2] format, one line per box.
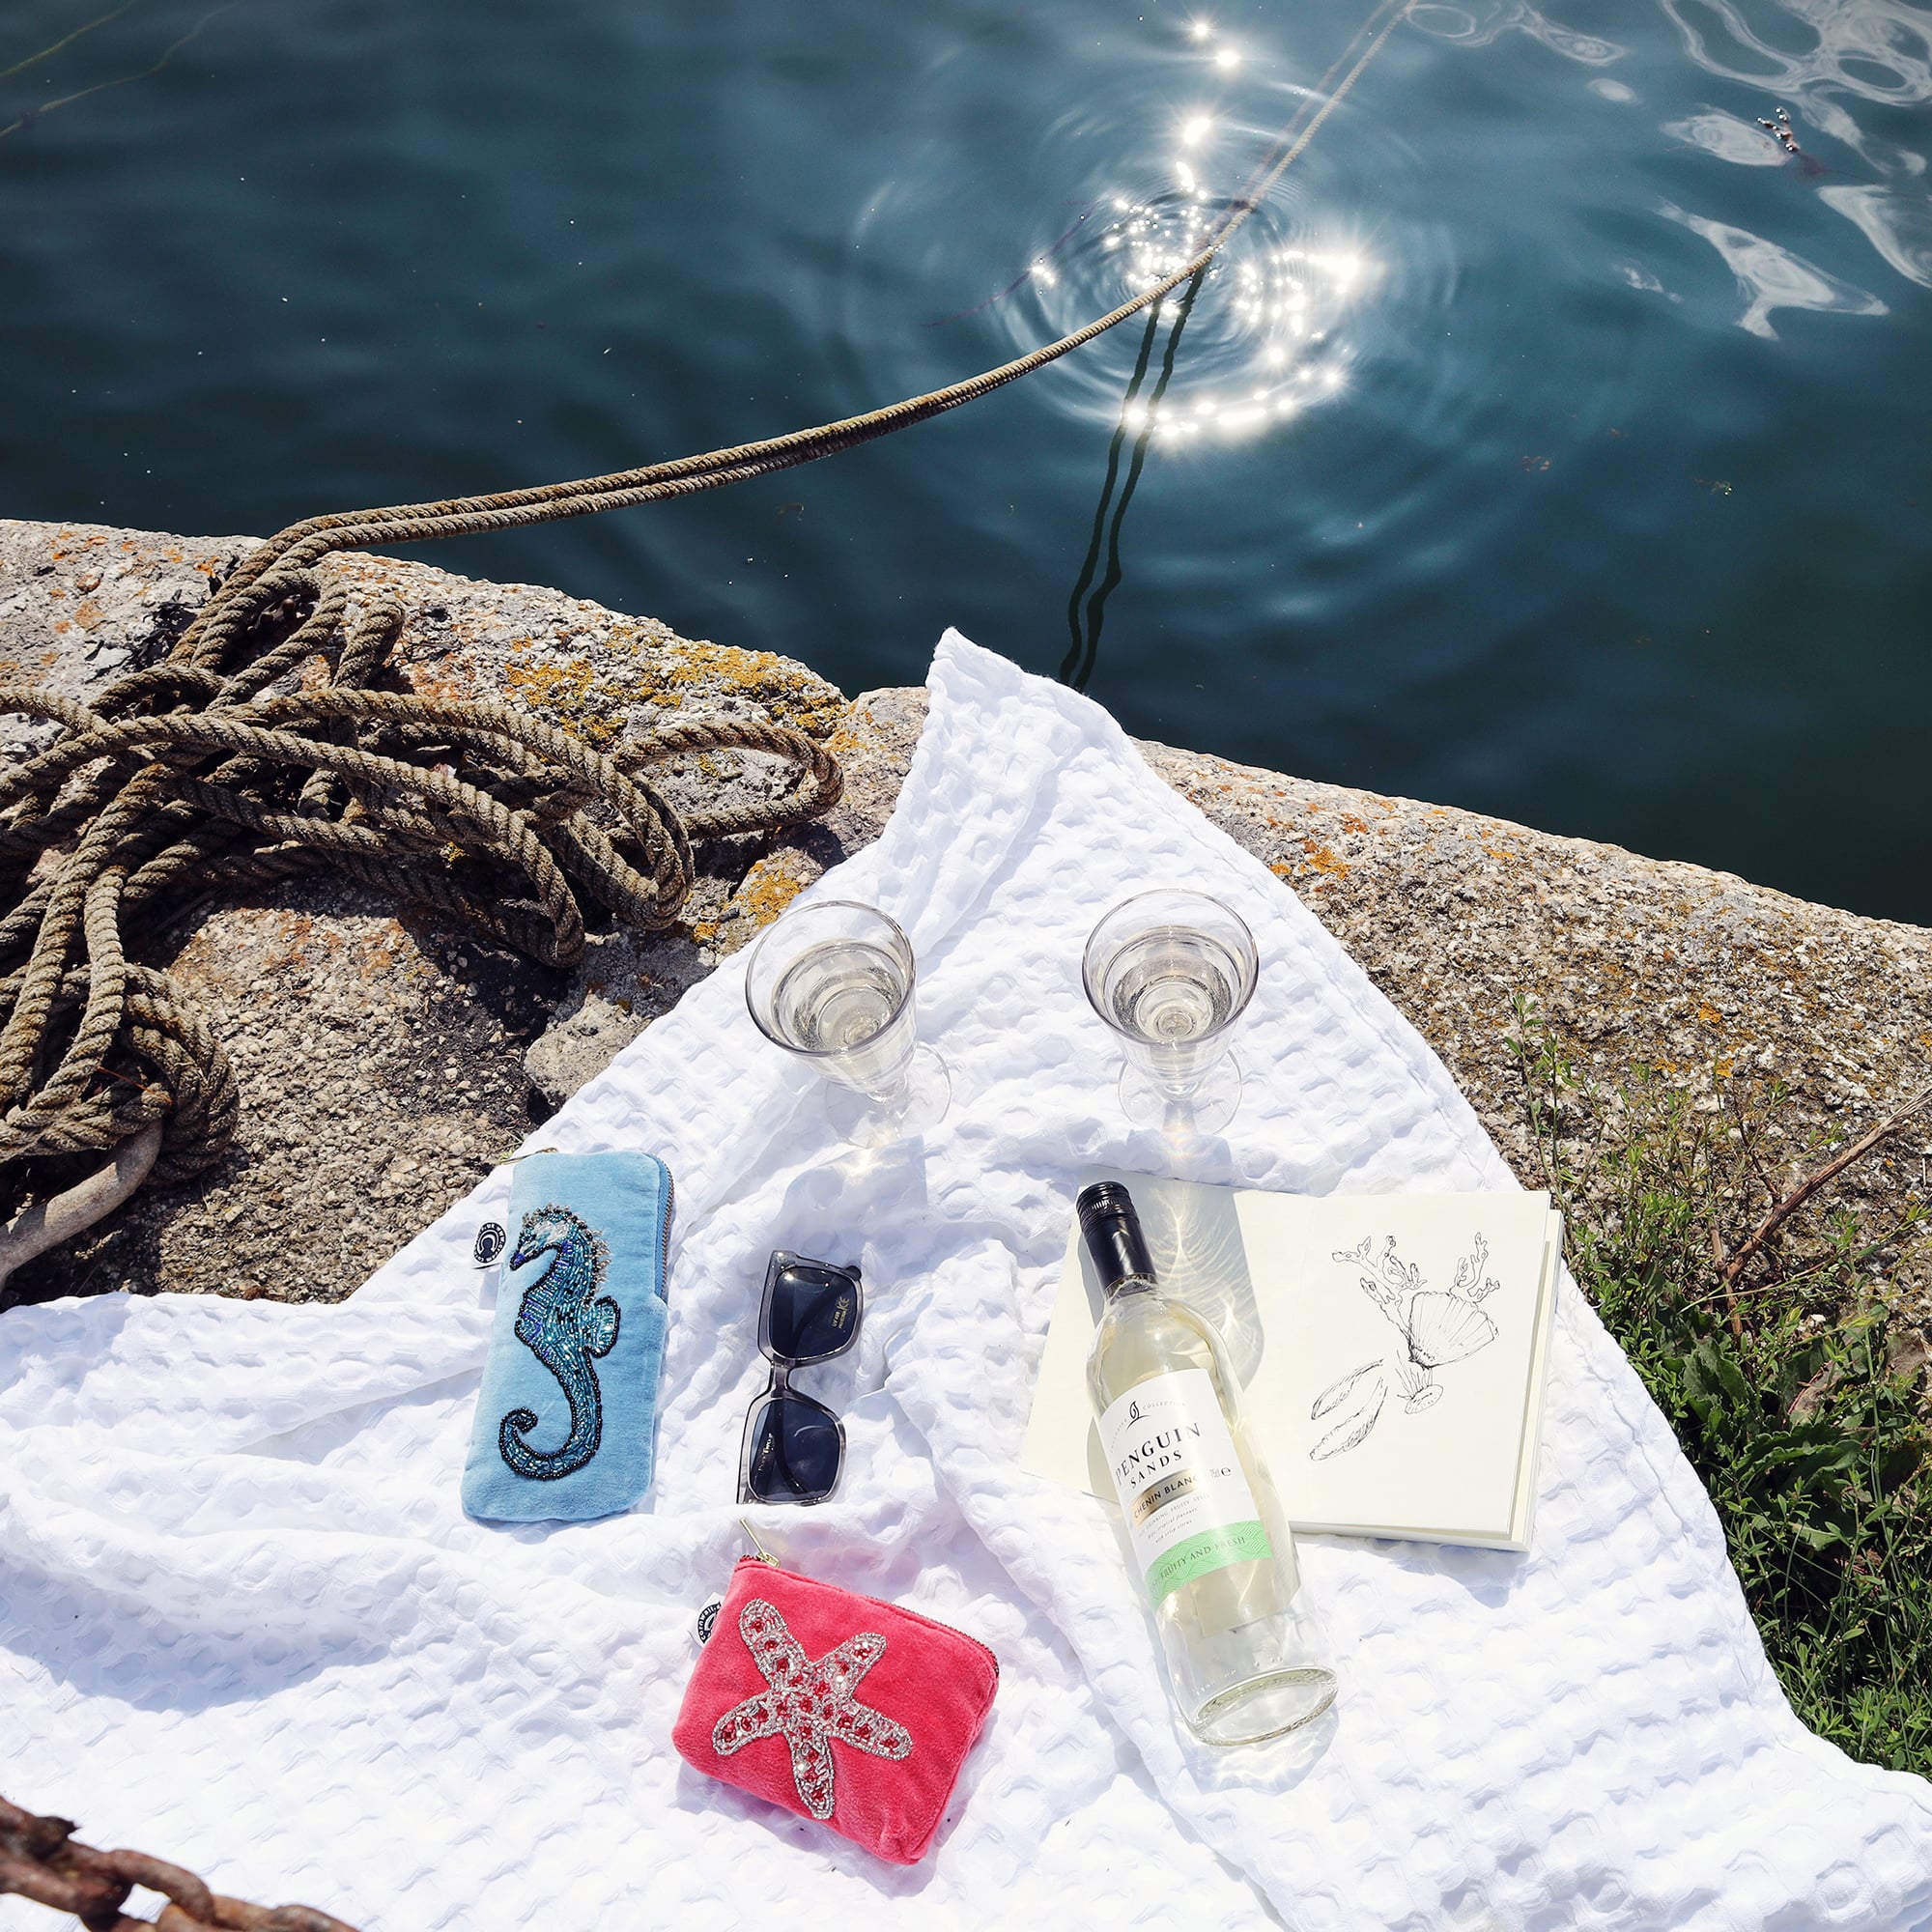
[673, 1557, 999, 1865]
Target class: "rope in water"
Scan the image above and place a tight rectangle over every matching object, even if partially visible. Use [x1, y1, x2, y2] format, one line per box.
[145, 0, 1411, 656]
[0, 0, 1409, 1275]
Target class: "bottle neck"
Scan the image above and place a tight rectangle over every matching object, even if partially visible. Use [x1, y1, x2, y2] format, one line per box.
[1076, 1181, 1159, 1299]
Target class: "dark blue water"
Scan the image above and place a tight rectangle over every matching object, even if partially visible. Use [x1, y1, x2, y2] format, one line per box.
[4, 0, 1929, 918]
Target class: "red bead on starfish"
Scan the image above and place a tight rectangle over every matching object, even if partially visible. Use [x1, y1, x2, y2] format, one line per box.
[711, 1598, 913, 1819]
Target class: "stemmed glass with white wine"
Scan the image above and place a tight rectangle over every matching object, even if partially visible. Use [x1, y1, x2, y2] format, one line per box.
[745, 900, 950, 1147]
[1083, 889, 1259, 1132]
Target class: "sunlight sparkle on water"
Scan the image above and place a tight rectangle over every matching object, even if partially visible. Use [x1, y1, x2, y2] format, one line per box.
[1086, 184, 1381, 442]
[1055, 21, 1386, 449]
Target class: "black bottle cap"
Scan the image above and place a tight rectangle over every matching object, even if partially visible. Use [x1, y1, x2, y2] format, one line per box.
[1077, 1181, 1157, 1294]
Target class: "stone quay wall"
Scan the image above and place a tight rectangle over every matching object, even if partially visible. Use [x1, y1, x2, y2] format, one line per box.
[3, 519, 1927, 1346]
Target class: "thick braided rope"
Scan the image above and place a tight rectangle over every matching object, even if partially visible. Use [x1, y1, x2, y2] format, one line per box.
[0, 582, 842, 1206]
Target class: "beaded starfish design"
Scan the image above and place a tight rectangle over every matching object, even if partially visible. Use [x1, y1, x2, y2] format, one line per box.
[711, 1598, 913, 1819]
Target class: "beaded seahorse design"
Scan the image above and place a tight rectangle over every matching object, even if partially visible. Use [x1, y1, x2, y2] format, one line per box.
[498, 1203, 619, 1481]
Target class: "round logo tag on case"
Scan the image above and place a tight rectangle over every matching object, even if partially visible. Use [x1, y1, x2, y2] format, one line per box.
[694, 1593, 724, 1646]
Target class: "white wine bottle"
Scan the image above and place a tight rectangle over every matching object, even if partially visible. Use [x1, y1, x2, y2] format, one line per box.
[1079, 1180, 1336, 1745]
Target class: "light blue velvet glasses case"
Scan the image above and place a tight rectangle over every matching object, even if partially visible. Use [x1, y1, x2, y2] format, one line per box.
[462, 1149, 673, 1523]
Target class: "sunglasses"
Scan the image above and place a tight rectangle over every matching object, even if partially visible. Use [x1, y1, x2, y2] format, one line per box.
[738, 1250, 864, 1506]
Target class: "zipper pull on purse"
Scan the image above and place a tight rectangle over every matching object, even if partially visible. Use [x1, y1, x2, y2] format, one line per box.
[695, 1520, 781, 1645]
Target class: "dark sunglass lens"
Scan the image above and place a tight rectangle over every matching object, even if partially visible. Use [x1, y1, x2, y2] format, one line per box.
[768, 1264, 860, 1363]
[744, 1395, 842, 1503]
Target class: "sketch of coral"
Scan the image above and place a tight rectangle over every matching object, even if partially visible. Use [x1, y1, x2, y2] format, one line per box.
[1309, 1233, 1501, 1460]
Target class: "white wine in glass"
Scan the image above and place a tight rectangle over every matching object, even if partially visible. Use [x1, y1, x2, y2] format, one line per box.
[1083, 890, 1258, 1131]
[746, 900, 950, 1147]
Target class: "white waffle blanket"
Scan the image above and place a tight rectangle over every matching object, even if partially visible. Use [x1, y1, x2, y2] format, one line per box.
[5, 635, 1929, 1930]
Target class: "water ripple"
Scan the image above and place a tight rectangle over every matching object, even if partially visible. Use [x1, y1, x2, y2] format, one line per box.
[1663, 107, 1791, 164]
[1660, 199, 1889, 335]
[1820, 183, 1932, 287]
[849, 49, 1449, 446]
[1406, 0, 1628, 66]
[1660, 0, 1932, 105]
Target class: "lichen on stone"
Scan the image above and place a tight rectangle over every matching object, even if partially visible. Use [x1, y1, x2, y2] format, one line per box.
[497, 627, 844, 758]
[649, 638, 846, 740]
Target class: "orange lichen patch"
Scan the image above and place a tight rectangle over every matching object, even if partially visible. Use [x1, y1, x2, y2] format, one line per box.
[740, 856, 810, 922]
[1339, 813, 1371, 837]
[405, 663, 479, 703]
[1716, 1056, 1736, 1079]
[503, 650, 623, 748]
[650, 639, 844, 739]
[1303, 840, 1350, 878]
[500, 630, 843, 751]
[693, 849, 815, 952]
[173, 906, 315, 984]
[352, 921, 413, 984]
[1697, 1001, 1722, 1026]
[73, 598, 104, 632]
[825, 710, 874, 767]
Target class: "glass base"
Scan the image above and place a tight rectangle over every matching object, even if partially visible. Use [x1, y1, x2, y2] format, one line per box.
[1117, 1053, 1242, 1134]
[1187, 1664, 1338, 1747]
[824, 1045, 952, 1148]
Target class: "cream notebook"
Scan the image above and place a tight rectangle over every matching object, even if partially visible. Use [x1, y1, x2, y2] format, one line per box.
[1019, 1169, 1563, 1550]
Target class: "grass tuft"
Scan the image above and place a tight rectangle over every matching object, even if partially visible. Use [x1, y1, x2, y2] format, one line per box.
[1507, 999, 1932, 1774]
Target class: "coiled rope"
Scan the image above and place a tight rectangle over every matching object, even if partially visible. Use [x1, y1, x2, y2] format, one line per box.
[0, 580, 843, 1235]
[0, 0, 1408, 1281]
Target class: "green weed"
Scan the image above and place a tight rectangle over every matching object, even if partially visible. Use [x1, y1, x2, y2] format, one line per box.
[1507, 999, 1932, 1773]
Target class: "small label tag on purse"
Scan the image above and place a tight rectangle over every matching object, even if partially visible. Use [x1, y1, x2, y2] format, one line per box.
[694, 1591, 724, 1646]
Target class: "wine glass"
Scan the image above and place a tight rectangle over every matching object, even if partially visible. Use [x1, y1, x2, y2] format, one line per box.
[745, 900, 950, 1147]
[1082, 889, 1259, 1132]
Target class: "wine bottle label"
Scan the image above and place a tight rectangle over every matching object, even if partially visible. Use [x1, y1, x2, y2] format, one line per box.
[1098, 1368, 1274, 1605]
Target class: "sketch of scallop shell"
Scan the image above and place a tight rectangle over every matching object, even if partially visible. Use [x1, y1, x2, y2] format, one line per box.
[1401, 1291, 1497, 1370]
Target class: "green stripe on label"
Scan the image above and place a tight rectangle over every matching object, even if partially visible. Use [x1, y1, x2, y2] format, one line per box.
[1144, 1521, 1272, 1604]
